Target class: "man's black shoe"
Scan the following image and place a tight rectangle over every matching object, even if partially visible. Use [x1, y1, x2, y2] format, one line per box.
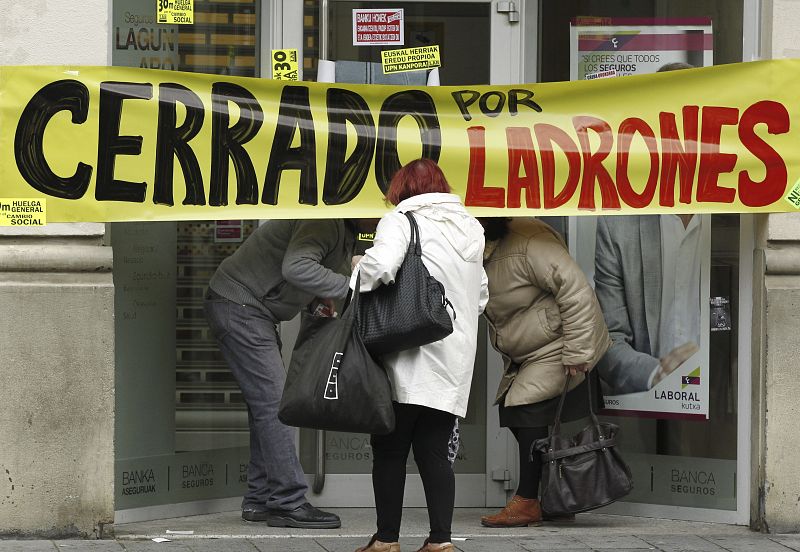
[266, 502, 341, 529]
[241, 507, 269, 522]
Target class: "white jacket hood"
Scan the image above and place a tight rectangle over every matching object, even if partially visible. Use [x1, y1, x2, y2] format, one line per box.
[395, 193, 485, 262]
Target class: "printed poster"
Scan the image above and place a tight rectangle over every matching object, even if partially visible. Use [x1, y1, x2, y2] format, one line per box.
[271, 49, 299, 81]
[588, 215, 712, 420]
[570, 17, 713, 80]
[568, 18, 715, 419]
[381, 45, 440, 74]
[214, 220, 243, 243]
[353, 8, 404, 46]
[156, 0, 194, 25]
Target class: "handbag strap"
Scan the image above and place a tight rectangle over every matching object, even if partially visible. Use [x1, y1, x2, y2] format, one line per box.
[403, 211, 423, 257]
[401, 210, 456, 321]
[344, 270, 363, 321]
[548, 371, 605, 450]
[586, 369, 601, 428]
[550, 375, 572, 439]
[540, 436, 618, 462]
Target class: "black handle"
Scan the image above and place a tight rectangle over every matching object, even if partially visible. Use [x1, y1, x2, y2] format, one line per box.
[548, 371, 604, 450]
[343, 270, 363, 322]
[403, 211, 422, 257]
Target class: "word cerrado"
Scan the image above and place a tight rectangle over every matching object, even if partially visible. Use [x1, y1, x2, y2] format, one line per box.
[13, 79, 789, 210]
[15, 80, 454, 206]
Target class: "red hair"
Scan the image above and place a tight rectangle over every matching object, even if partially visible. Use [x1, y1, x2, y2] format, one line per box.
[385, 159, 451, 206]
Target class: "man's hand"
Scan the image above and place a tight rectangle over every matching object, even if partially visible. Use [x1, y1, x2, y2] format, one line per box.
[311, 297, 336, 317]
[351, 255, 364, 270]
[564, 362, 591, 376]
[651, 341, 700, 388]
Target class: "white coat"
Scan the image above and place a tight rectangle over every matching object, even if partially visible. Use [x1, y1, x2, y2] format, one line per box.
[351, 193, 489, 417]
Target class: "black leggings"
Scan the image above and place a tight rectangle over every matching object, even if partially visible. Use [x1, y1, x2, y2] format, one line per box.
[510, 426, 549, 499]
[371, 403, 457, 544]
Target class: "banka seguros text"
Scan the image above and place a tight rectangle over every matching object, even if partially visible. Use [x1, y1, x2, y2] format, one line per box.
[13, 79, 790, 210]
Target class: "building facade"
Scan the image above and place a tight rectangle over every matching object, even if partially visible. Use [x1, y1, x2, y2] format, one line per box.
[1, 0, 799, 538]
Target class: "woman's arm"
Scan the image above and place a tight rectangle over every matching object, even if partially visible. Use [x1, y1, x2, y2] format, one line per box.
[526, 233, 600, 367]
[478, 267, 489, 314]
[350, 212, 410, 291]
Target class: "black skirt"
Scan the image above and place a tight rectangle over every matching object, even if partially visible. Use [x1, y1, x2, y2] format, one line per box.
[498, 370, 603, 429]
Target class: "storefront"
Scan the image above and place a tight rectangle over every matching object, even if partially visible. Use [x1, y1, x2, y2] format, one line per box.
[105, 0, 761, 527]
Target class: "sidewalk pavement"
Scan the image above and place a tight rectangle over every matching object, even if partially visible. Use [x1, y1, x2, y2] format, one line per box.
[3, 508, 800, 551]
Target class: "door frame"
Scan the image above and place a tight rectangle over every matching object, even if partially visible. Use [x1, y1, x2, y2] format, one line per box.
[271, 0, 525, 508]
[270, 0, 760, 522]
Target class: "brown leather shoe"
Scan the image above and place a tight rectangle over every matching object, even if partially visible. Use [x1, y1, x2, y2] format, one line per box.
[355, 535, 401, 552]
[480, 495, 542, 527]
[415, 540, 454, 552]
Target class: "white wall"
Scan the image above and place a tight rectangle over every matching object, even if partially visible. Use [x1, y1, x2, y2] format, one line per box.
[0, 0, 109, 65]
[0, 0, 115, 538]
[755, 0, 800, 533]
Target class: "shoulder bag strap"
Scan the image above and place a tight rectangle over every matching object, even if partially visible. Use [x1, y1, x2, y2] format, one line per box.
[403, 210, 457, 320]
[403, 211, 422, 257]
[344, 270, 362, 322]
[586, 370, 606, 439]
[549, 375, 571, 447]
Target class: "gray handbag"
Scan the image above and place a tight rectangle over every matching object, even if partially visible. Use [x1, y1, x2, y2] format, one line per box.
[532, 375, 633, 515]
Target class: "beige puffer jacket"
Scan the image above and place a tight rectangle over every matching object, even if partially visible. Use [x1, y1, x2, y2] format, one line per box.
[483, 218, 611, 407]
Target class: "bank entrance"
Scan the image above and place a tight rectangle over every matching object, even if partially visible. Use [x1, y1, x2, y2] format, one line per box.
[111, 0, 757, 526]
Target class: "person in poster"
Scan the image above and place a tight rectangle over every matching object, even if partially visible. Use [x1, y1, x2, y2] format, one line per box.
[594, 63, 706, 399]
[593, 214, 702, 395]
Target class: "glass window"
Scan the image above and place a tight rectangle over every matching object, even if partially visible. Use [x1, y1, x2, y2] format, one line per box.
[539, 0, 744, 512]
[112, 0, 259, 512]
[303, 0, 322, 82]
[328, 1, 490, 85]
[540, 0, 743, 83]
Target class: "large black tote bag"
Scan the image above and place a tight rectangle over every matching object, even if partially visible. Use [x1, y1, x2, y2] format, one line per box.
[358, 211, 455, 356]
[278, 275, 395, 435]
[532, 375, 633, 515]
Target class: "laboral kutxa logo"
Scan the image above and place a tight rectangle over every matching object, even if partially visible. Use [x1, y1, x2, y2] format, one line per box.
[681, 367, 701, 389]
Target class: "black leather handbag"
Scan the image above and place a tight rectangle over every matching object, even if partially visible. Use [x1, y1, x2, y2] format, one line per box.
[358, 211, 455, 356]
[278, 273, 395, 435]
[532, 375, 633, 515]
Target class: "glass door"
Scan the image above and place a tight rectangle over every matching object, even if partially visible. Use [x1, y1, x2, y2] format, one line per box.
[282, 0, 525, 508]
[540, 0, 755, 524]
[112, 0, 261, 522]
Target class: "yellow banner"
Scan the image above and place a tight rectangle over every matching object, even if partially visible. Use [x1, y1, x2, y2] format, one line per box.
[381, 46, 441, 74]
[1, 60, 799, 222]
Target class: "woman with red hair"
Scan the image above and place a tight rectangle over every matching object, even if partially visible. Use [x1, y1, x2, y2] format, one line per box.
[352, 159, 488, 552]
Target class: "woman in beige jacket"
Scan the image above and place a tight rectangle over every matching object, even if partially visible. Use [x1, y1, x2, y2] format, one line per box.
[479, 217, 611, 528]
